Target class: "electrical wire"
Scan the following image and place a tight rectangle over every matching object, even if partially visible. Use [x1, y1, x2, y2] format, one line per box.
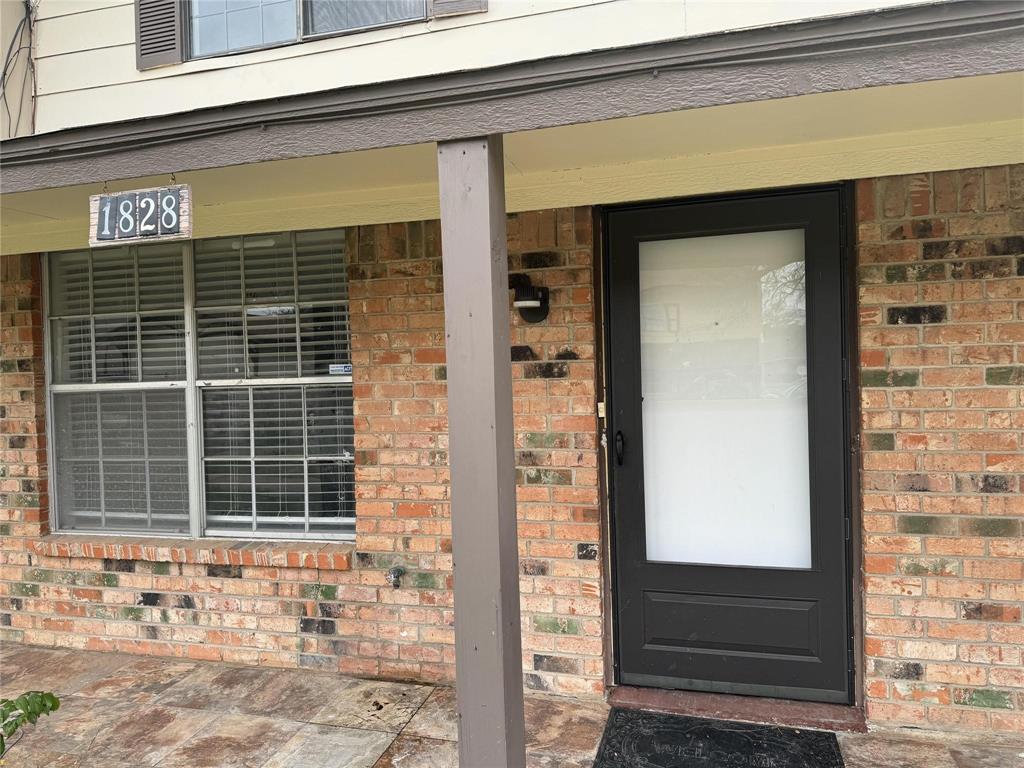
[0, 0, 37, 138]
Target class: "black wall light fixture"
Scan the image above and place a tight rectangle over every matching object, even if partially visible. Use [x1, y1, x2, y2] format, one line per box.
[509, 273, 550, 323]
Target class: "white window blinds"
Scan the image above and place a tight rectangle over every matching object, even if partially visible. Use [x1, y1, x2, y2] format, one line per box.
[47, 228, 355, 539]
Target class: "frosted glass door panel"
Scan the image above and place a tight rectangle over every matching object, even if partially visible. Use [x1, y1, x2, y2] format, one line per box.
[639, 229, 811, 568]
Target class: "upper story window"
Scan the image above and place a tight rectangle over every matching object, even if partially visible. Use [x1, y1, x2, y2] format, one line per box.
[191, 1, 298, 57]
[188, 0, 428, 58]
[137, 0, 484, 70]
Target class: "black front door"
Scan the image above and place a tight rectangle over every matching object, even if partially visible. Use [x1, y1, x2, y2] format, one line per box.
[606, 187, 853, 704]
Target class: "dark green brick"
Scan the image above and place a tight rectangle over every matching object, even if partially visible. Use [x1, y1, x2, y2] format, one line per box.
[985, 366, 1024, 385]
[961, 518, 1021, 537]
[865, 433, 895, 451]
[899, 558, 959, 577]
[301, 584, 338, 601]
[151, 562, 171, 576]
[861, 370, 919, 387]
[410, 572, 441, 589]
[11, 583, 40, 597]
[953, 688, 1013, 709]
[897, 516, 957, 536]
[121, 607, 144, 621]
[522, 432, 569, 449]
[23, 569, 55, 583]
[532, 616, 582, 635]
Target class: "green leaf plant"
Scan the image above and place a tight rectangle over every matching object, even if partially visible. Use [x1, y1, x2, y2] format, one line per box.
[1, 691, 60, 756]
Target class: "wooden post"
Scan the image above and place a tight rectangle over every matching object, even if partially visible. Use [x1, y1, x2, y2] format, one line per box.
[437, 134, 526, 768]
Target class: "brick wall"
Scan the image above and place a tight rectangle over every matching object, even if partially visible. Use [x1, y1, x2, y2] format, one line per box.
[857, 165, 1024, 733]
[0, 210, 604, 697]
[4, 172, 1022, 731]
[0, 253, 49, 637]
[344, 208, 602, 695]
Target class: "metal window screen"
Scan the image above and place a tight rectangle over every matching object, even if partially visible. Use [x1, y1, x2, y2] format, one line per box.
[201, 384, 354, 534]
[197, 228, 355, 536]
[48, 243, 189, 534]
[47, 228, 355, 540]
[52, 390, 189, 533]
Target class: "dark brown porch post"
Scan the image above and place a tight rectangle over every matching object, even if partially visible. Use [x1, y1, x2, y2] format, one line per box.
[437, 135, 526, 768]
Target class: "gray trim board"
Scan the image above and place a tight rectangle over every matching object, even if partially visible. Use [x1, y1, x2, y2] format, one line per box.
[2, 2, 1023, 193]
[438, 135, 526, 768]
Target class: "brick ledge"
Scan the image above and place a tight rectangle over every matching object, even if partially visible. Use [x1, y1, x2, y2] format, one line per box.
[27, 534, 353, 571]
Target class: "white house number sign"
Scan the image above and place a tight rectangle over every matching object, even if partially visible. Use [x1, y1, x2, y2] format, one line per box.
[89, 184, 191, 247]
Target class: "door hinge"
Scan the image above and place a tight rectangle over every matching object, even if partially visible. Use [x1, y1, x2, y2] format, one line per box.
[845, 516, 852, 541]
[597, 401, 606, 419]
[848, 648, 856, 673]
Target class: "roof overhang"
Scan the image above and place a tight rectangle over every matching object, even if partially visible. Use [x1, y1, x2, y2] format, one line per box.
[3, 70, 1021, 255]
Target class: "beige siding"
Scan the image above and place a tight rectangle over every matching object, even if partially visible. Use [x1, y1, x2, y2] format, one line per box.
[30, 0, 929, 135]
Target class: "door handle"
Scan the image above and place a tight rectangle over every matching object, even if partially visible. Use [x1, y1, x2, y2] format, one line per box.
[614, 431, 625, 466]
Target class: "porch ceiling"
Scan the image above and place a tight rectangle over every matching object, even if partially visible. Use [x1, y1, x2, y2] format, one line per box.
[2, 71, 1022, 255]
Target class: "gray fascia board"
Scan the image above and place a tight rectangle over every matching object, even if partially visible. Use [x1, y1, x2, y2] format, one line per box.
[2, 1, 1022, 193]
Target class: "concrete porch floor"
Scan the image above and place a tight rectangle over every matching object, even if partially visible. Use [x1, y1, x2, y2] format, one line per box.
[1, 644, 1022, 768]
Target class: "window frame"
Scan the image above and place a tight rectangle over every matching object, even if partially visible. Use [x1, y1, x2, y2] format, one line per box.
[43, 233, 356, 542]
[185, 0, 429, 62]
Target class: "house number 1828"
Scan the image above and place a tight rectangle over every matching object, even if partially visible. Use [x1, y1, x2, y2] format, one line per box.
[95, 186, 183, 242]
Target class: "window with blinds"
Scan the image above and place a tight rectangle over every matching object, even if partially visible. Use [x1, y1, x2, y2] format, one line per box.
[46, 228, 355, 539]
[194, 231, 354, 536]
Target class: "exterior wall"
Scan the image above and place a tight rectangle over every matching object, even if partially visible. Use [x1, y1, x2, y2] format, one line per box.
[0, 207, 603, 696]
[3, 169, 1023, 730]
[345, 209, 600, 694]
[857, 165, 1024, 733]
[30, 0, 925, 134]
[0, 253, 48, 540]
[0, 252, 48, 632]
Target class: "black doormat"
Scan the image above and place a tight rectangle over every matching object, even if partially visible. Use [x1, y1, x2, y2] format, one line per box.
[594, 708, 844, 768]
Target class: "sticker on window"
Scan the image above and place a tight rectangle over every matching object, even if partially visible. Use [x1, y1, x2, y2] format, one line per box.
[329, 363, 353, 375]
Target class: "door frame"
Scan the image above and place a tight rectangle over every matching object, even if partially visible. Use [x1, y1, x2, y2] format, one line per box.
[595, 183, 863, 706]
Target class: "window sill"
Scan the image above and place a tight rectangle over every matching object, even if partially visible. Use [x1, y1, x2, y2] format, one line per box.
[28, 534, 353, 571]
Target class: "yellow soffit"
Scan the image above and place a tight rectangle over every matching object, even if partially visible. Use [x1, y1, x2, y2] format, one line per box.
[2, 73, 1022, 255]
